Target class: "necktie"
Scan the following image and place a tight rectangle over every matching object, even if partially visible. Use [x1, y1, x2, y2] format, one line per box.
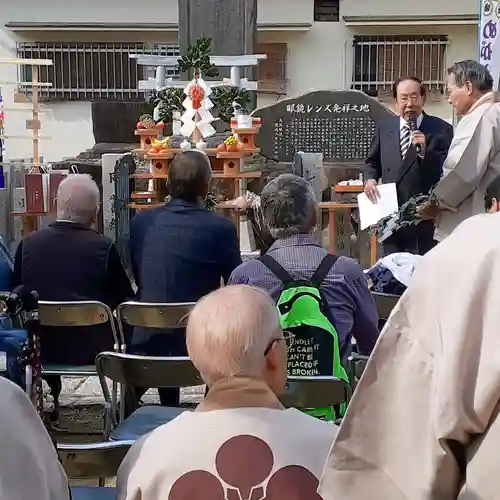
[400, 124, 411, 159]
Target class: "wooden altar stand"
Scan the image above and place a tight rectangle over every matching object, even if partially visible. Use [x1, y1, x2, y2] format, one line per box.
[322, 184, 378, 266]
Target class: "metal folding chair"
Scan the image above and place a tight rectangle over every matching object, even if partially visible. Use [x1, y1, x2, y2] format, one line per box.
[280, 376, 352, 411]
[96, 352, 202, 441]
[372, 292, 400, 327]
[116, 301, 193, 345]
[58, 440, 132, 500]
[347, 352, 370, 388]
[115, 301, 194, 419]
[38, 301, 122, 429]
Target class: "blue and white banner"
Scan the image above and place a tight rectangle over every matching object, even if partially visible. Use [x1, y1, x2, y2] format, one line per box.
[480, 0, 500, 88]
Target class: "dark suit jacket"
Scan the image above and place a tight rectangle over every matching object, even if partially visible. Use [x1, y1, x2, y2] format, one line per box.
[12, 221, 134, 365]
[363, 113, 453, 205]
[129, 198, 242, 345]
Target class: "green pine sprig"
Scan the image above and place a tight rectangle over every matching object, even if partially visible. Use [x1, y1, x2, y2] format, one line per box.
[178, 36, 219, 78]
[211, 86, 251, 122]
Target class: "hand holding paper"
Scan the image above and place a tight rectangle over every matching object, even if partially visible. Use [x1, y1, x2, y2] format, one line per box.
[357, 183, 399, 230]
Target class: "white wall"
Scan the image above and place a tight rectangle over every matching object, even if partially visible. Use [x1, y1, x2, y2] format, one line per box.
[2, 0, 178, 25]
[0, 28, 180, 162]
[258, 0, 313, 24]
[258, 23, 478, 122]
[0, 27, 95, 162]
[2, 0, 313, 26]
[341, 0, 477, 17]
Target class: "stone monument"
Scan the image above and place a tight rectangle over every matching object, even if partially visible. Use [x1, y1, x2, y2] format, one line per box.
[254, 90, 393, 165]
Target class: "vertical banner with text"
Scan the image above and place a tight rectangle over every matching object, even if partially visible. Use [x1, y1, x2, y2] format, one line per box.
[480, 0, 500, 89]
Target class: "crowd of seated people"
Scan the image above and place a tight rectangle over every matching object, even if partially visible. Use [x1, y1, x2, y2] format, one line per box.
[3, 158, 500, 498]
[3, 207, 500, 498]
[2, 154, 378, 422]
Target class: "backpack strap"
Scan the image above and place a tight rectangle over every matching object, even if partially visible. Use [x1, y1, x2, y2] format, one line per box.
[310, 254, 338, 288]
[259, 254, 294, 284]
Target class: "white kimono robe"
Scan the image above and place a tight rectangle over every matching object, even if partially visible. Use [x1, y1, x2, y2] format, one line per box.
[117, 377, 337, 500]
[319, 212, 500, 499]
[433, 91, 500, 241]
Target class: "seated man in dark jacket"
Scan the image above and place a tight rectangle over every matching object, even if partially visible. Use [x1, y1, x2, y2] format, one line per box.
[129, 150, 241, 407]
[12, 174, 134, 419]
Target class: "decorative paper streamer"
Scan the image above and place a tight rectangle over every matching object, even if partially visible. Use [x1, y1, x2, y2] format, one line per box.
[180, 77, 216, 139]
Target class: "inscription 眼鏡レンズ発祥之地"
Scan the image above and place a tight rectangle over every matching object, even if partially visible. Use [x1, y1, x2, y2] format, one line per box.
[285, 103, 371, 113]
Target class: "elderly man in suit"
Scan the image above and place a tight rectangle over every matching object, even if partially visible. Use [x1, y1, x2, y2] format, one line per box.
[13, 174, 134, 424]
[418, 61, 500, 241]
[129, 150, 241, 409]
[364, 76, 453, 255]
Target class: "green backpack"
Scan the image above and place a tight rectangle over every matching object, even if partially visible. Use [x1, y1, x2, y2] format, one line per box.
[259, 253, 349, 420]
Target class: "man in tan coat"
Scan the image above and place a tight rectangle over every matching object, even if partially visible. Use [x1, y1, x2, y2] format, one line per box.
[419, 60, 500, 241]
[117, 285, 337, 500]
[319, 211, 500, 499]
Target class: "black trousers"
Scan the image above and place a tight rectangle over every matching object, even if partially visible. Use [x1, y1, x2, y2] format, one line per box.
[383, 220, 436, 256]
[125, 332, 187, 417]
[45, 375, 62, 406]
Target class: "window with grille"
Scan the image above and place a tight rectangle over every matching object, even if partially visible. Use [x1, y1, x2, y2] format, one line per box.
[16, 42, 180, 101]
[352, 35, 448, 97]
[314, 0, 340, 22]
[257, 43, 288, 94]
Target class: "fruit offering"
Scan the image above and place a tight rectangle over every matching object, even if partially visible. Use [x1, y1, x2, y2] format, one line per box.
[224, 135, 238, 147]
[136, 114, 156, 129]
[149, 137, 171, 154]
[217, 135, 241, 152]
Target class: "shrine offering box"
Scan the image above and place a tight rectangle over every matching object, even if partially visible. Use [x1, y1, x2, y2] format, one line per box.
[25, 173, 50, 213]
[12, 188, 26, 213]
[48, 172, 67, 213]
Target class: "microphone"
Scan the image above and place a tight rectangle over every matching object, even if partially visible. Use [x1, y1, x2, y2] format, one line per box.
[408, 116, 421, 154]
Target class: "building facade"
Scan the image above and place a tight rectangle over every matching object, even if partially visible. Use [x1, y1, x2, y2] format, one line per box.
[0, 0, 479, 162]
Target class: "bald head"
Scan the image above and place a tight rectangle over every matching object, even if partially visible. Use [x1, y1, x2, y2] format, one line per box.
[187, 285, 282, 386]
[56, 174, 100, 226]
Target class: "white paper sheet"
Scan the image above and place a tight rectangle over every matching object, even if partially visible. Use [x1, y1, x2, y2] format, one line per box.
[357, 183, 399, 230]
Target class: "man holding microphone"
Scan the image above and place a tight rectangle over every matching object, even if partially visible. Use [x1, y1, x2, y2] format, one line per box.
[363, 76, 453, 255]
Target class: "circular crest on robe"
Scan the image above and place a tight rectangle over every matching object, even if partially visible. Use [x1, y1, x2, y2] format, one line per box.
[483, 0, 493, 16]
[496, 2, 500, 18]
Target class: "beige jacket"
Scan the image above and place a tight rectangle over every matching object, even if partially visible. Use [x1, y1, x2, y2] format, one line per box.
[0, 377, 69, 500]
[117, 377, 337, 499]
[319, 211, 500, 499]
[434, 91, 500, 241]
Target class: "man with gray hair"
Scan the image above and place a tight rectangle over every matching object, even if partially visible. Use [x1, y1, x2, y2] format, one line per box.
[13, 174, 133, 422]
[418, 60, 500, 240]
[117, 285, 337, 499]
[229, 174, 378, 360]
